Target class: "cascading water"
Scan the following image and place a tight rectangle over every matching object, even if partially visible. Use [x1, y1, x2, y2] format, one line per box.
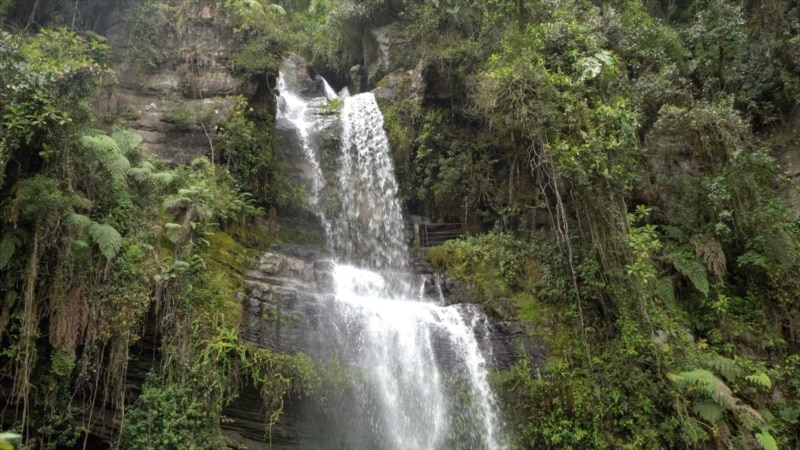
[277, 72, 507, 449]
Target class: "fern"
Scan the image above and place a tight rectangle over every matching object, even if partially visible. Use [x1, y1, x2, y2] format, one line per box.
[80, 134, 131, 182]
[745, 372, 772, 391]
[89, 222, 122, 260]
[755, 431, 778, 450]
[68, 213, 93, 231]
[703, 354, 740, 383]
[0, 232, 20, 270]
[670, 250, 709, 296]
[150, 171, 175, 184]
[127, 166, 153, 182]
[111, 127, 143, 155]
[654, 277, 675, 304]
[692, 399, 724, 424]
[668, 368, 736, 408]
[692, 234, 727, 279]
[164, 222, 182, 244]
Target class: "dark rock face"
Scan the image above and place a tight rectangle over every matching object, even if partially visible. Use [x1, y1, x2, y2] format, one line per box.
[240, 247, 543, 370]
[280, 54, 324, 98]
[232, 245, 546, 446]
[348, 64, 370, 95]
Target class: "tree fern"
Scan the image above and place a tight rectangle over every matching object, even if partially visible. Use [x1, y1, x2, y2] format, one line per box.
[88, 222, 122, 260]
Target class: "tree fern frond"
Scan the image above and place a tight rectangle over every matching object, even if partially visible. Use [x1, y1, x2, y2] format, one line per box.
[127, 166, 153, 182]
[670, 250, 709, 296]
[0, 232, 21, 270]
[692, 234, 727, 279]
[68, 213, 93, 231]
[70, 195, 94, 211]
[111, 127, 143, 155]
[163, 196, 190, 211]
[80, 134, 131, 181]
[692, 399, 724, 424]
[745, 372, 772, 391]
[105, 153, 132, 182]
[80, 134, 120, 155]
[703, 354, 740, 382]
[755, 431, 778, 450]
[164, 222, 181, 243]
[150, 171, 175, 184]
[89, 222, 122, 260]
[660, 225, 685, 241]
[71, 239, 89, 249]
[669, 368, 737, 409]
[655, 277, 675, 304]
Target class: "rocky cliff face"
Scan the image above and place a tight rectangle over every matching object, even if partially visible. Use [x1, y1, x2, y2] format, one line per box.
[98, 2, 244, 163]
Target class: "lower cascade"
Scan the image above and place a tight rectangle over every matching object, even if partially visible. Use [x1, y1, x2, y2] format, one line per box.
[277, 72, 507, 449]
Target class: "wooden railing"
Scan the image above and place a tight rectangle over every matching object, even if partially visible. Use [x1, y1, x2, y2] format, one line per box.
[419, 221, 467, 247]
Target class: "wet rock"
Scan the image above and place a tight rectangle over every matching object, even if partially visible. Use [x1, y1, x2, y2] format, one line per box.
[280, 54, 324, 98]
[349, 65, 369, 95]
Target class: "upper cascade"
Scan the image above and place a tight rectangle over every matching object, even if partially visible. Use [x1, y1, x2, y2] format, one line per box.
[330, 93, 410, 277]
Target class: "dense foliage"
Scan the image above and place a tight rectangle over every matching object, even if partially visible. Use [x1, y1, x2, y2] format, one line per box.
[337, 0, 800, 448]
[0, 1, 314, 448]
[286, 0, 800, 448]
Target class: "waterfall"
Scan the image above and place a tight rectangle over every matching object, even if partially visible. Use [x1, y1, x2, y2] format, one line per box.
[276, 72, 507, 450]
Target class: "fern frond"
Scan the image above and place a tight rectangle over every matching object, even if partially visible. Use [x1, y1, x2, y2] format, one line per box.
[111, 127, 143, 155]
[80, 134, 131, 182]
[0, 232, 21, 270]
[655, 277, 675, 304]
[71, 239, 89, 249]
[692, 234, 727, 279]
[68, 213, 93, 231]
[692, 399, 724, 424]
[127, 166, 153, 182]
[70, 195, 94, 211]
[755, 431, 778, 450]
[745, 372, 772, 391]
[164, 222, 181, 243]
[670, 250, 709, 296]
[80, 134, 120, 155]
[669, 368, 737, 409]
[660, 225, 686, 241]
[163, 196, 190, 211]
[89, 222, 122, 260]
[150, 171, 175, 184]
[703, 354, 740, 382]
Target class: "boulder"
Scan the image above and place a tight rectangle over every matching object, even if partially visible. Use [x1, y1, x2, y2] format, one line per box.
[280, 54, 323, 98]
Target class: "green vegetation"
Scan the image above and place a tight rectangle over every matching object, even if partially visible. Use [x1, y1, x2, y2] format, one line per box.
[400, 0, 800, 448]
[0, 3, 312, 448]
